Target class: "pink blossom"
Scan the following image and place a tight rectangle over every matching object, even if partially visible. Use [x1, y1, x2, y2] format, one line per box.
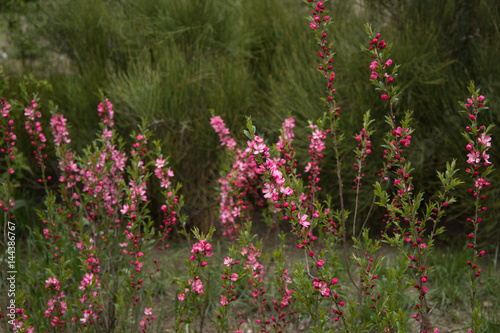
[178, 294, 186, 301]
[483, 151, 491, 165]
[50, 114, 71, 147]
[316, 260, 325, 267]
[280, 186, 293, 196]
[478, 133, 491, 147]
[298, 212, 310, 228]
[282, 118, 295, 141]
[144, 307, 152, 316]
[381, 94, 389, 100]
[467, 150, 481, 164]
[369, 61, 379, 69]
[224, 257, 233, 267]
[190, 278, 204, 295]
[220, 296, 229, 306]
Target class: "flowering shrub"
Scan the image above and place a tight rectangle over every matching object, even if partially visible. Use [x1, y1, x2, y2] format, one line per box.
[1, 97, 183, 332]
[0, 0, 495, 332]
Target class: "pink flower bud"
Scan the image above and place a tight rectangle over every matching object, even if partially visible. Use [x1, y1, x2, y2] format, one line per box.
[381, 94, 389, 100]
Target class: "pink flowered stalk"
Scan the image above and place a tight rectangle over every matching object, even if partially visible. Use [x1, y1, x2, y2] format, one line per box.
[153, 143, 184, 250]
[351, 111, 374, 235]
[139, 307, 155, 333]
[211, 115, 263, 239]
[44, 277, 68, 330]
[366, 27, 462, 332]
[175, 229, 214, 332]
[24, 98, 49, 189]
[1, 98, 17, 286]
[238, 228, 269, 332]
[303, 123, 326, 215]
[460, 83, 493, 333]
[305, 1, 364, 302]
[269, 234, 295, 332]
[215, 247, 243, 333]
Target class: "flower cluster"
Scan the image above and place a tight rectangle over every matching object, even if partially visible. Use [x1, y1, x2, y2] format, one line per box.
[211, 116, 264, 239]
[211, 115, 237, 150]
[364, 26, 398, 103]
[139, 307, 155, 333]
[50, 113, 81, 190]
[24, 99, 48, 184]
[44, 277, 67, 329]
[10, 309, 34, 332]
[303, 124, 326, 212]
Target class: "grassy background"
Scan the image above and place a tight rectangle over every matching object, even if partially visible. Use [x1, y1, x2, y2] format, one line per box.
[1, 0, 500, 247]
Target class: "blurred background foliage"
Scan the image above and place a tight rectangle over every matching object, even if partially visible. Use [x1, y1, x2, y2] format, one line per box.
[1, 0, 499, 248]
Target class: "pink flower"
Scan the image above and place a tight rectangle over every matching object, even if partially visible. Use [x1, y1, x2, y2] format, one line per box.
[262, 182, 276, 200]
[385, 59, 393, 67]
[190, 278, 204, 295]
[298, 213, 310, 228]
[280, 186, 293, 196]
[220, 296, 229, 306]
[224, 257, 233, 267]
[467, 150, 481, 164]
[483, 151, 491, 165]
[381, 94, 389, 100]
[230, 273, 239, 282]
[177, 294, 185, 301]
[370, 71, 378, 80]
[310, 22, 318, 29]
[144, 307, 152, 316]
[478, 133, 491, 147]
[316, 260, 325, 267]
[369, 61, 379, 69]
[155, 158, 165, 169]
